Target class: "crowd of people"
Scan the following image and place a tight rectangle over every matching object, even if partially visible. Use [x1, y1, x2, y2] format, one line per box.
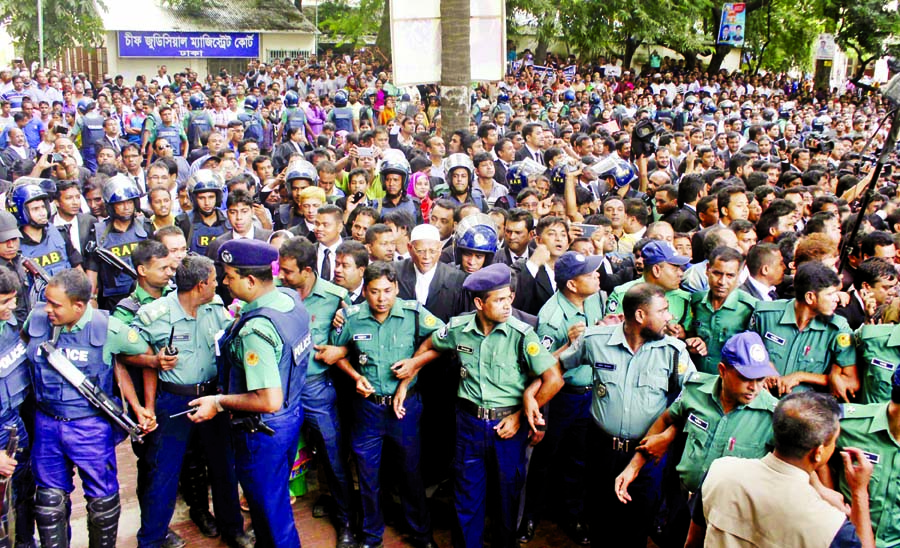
[0, 46, 895, 548]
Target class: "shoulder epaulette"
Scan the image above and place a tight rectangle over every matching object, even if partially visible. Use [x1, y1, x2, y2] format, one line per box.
[449, 313, 475, 328]
[858, 323, 896, 340]
[344, 304, 361, 318]
[841, 402, 883, 420]
[685, 371, 717, 385]
[136, 299, 168, 325]
[320, 280, 349, 299]
[754, 300, 787, 313]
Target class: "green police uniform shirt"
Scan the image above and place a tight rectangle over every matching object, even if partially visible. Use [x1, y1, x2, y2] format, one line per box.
[749, 299, 855, 392]
[668, 372, 776, 491]
[536, 291, 604, 386]
[25, 306, 150, 365]
[836, 403, 900, 547]
[331, 299, 442, 397]
[132, 291, 231, 385]
[855, 324, 900, 404]
[431, 312, 555, 408]
[606, 278, 692, 327]
[112, 285, 173, 324]
[689, 289, 757, 374]
[559, 323, 695, 440]
[230, 289, 294, 392]
[304, 277, 350, 378]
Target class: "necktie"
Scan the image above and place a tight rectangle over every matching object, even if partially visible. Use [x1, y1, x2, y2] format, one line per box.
[534, 151, 543, 165]
[321, 248, 332, 281]
[768, 289, 779, 300]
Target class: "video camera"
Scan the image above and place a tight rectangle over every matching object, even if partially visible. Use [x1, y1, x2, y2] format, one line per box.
[632, 119, 657, 158]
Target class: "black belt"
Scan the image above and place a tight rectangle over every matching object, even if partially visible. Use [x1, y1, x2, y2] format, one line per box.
[561, 384, 593, 395]
[458, 399, 520, 421]
[365, 385, 415, 407]
[598, 430, 640, 453]
[160, 380, 217, 397]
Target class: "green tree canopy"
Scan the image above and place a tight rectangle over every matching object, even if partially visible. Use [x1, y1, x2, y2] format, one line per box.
[0, 0, 106, 63]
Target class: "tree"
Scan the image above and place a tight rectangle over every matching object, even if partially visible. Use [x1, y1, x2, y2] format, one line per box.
[742, 0, 822, 73]
[0, 0, 106, 64]
[506, 0, 561, 64]
[440, 0, 470, 136]
[318, 0, 384, 50]
[824, 0, 900, 81]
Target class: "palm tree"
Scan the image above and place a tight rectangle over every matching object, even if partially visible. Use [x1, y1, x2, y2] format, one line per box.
[439, 0, 471, 136]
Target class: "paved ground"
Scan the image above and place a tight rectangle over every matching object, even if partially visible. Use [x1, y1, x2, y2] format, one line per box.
[62, 442, 584, 548]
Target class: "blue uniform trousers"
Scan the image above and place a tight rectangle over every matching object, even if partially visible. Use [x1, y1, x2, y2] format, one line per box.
[81, 148, 97, 174]
[233, 405, 302, 548]
[587, 423, 665, 548]
[301, 374, 352, 528]
[0, 413, 34, 548]
[350, 393, 430, 546]
[136, 390, 243, 548]
[452, 409, 529, 548]
[521, 389, 590, 524]
[32, 411, 117, 498]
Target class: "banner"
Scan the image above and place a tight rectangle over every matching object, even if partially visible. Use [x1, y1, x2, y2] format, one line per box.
[815, 33, 836, 60]
[118, 31, 260, 58]
[716, 3, 746, 47]
[563, 65, 577, 81]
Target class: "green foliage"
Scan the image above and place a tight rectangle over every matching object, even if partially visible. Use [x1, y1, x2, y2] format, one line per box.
[742, 0, 823, 73]
[159, 0, 210, 14]
[319, 0, 384, 48]
[0, 0, 106, 63]
[824, 0, 900, 77]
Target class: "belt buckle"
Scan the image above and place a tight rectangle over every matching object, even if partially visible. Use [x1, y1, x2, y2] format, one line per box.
[477, 406, 490, 420]
[614, 437, 628, 452]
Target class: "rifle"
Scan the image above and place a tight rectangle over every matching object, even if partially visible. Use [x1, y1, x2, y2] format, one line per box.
[39, 341, 144, 443]
[84, 241, 138, 280]
[21, 258, 50, 285]
[0, 425, 17, 542]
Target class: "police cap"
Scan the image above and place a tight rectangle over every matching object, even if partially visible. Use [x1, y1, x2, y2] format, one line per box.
[462, 263, 511, 294]
[218, 239, 278, 268]
[721, 332, 777, 379]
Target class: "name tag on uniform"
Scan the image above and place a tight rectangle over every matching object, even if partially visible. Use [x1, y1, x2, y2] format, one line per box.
[862, 451, 881, 464]
[595, 362, 616, 371]
[688, 413, 709, 431]
[456, 345, 474, 354]
[764, 332, 786, 346]
[871, 358, 896, 371]
[353, 334, 373, 341]
[173, 334, 190, 343]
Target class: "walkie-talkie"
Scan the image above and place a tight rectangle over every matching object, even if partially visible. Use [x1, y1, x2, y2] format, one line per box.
[164, 327, 178, 357]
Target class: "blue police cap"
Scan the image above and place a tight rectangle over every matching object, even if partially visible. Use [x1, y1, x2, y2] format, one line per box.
[555, 251, 604, 287]
[642, 240, 691, 267]
[218, 239, 278, 268]
[721, 332, 778, 379]
[462, 263, 511, 294]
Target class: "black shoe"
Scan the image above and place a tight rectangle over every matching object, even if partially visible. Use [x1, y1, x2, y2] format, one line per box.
[336, 526, 356, 548]
[223, 531, 255, 548]
[313, 494, 333, 519]
[190, 508, 219, 538]
[565, 521, 590, 546]
[409, 537, 438, 548]
[162, 529, 186, 548]
[516, 519, 536, 543]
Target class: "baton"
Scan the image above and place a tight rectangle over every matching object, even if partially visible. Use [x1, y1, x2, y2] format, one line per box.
[169, 406, 199, 419]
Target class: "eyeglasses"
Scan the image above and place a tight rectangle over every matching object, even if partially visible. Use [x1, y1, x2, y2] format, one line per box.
[156, 144, 171, 150]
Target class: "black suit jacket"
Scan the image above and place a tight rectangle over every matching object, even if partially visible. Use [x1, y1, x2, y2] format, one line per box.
[515, 146, 544, 164]
[663, 205, 700, 234]
[836, 293, 866, 330]
[395, 259, 467, 323]
[273, 141, 307, 173]
[511, 259, 555, 316]
[206, 229, 273, 301]
[738, 279, 766, 301]
[493, 159, 509, 185]
[0, 146, 35, 169]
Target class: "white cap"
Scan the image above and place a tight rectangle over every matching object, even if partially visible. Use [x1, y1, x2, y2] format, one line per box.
[410, 224, 441, 242]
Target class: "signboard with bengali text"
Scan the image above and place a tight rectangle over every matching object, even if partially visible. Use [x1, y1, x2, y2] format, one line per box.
[117, 31, 260, 58]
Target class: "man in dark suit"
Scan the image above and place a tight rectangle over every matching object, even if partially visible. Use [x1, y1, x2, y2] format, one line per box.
[0, 127, 35, 169]
[493, 137, 516, 185]
[738, 242, 784, 301]
[514, 123, 546, 164]
[206, 190, 272, 301]
[836, 257, 897, 330]
[511, 216, 569, 316]
[273, 126, 308, 173]
[96, 117, 129, 156]
[51, 179, 96, 255]
[665, 172, 706, 234]
[396, 224, 467, 485]
[493, 208, 534, 266]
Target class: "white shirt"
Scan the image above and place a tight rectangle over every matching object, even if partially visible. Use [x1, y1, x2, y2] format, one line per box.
[316, 238, 342, 279]
[414, 264, 437, 305]
[525, 260, 556, 292]
[746, 275, 776, 301]
[52, 213, 81, 253]
[232, 227, 254, 240]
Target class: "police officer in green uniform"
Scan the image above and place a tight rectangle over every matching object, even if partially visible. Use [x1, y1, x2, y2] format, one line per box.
[425, 263, 562, 548]
[330, 260, 442, 548]
[606, 241, 692, 337]
[750, 262, 858, 399]
[112, 240, 176, 325]
[561, 282, 695, 548]
[519, 251, 604, 544]
[686, 247, 757, 374]
[188, 239, 311, 548]
[615, 331, 778, 545]
[277, 237, 356, 548]
[855, 322, 900, 403]
[131, 254, 250, 548]
[831, 368, 900, 547]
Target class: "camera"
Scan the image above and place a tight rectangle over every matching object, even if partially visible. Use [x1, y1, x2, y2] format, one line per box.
[632, 119, 657, 158]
